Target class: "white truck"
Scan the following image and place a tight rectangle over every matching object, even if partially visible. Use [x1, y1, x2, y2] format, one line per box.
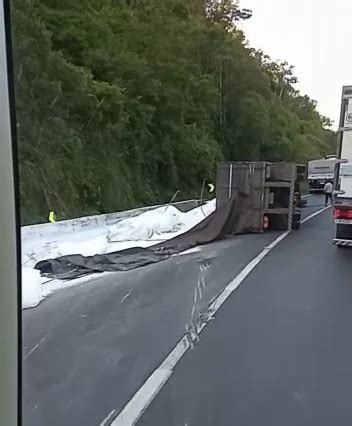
[308, 156, 336, 192]
[333, 86, 352, 246]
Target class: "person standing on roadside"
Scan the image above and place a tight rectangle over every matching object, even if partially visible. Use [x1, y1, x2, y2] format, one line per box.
[324, 180, 333, 206]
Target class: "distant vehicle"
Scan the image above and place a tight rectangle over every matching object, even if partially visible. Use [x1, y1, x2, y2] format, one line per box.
[308, 156, 337, 192]
[333, 86, 352, 247]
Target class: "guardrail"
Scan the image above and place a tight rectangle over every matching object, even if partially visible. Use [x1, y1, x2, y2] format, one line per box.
[21, 199, 204, 241]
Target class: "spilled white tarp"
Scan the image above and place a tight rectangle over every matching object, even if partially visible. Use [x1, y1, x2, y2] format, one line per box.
[21, 200, 216, 309]
[22, 267, 42, 309]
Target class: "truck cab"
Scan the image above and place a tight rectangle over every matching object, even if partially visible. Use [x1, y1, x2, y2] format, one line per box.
[308, 156, 336, 192]
[333, 86, 352, 246]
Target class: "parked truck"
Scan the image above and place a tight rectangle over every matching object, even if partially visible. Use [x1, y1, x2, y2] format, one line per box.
[333, 86, 352, 246]
[308, 156, 336, 192]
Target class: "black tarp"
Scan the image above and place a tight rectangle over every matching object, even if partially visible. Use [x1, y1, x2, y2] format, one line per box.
[35, 192, 261, 280]
[35, 248, 171, 280]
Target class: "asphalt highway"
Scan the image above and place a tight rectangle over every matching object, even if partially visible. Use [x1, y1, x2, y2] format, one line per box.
[23, 195, 333, 426]
[139, 200, 352, 426]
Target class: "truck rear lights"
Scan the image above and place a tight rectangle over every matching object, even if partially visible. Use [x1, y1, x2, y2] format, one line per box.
[334, 208, 352, 219]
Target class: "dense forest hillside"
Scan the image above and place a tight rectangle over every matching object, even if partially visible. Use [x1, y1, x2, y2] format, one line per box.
[12, 0, 336, 224]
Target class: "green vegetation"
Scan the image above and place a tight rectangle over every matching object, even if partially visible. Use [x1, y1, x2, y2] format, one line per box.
[12, 0, 336, 224]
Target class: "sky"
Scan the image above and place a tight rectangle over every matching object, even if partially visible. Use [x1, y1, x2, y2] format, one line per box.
[242, 0, 352, 127]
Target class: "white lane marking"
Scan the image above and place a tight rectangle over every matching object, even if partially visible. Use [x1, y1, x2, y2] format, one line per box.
[121, 292, 131, 304]
[111, 338, 190, 425]
[23, 334, 47, 361]
[301, 206, 330, 224]
[209, 231, 289, 314]
[24, 334, 47, 361]
[302, 194, 312, 198]
[100, 409, 117, 426]
[109, 206, 328, 426]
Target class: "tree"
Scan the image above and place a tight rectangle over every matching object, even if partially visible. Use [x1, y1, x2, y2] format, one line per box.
[12, 0, 336, 224]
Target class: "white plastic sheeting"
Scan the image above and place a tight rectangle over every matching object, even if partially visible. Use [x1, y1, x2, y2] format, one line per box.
[21, 199, 216, 309]
[107, 206, 184, 242]
[22, 267, 42, 309]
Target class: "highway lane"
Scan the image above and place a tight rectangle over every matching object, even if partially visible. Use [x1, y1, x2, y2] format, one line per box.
[22, 195, 326, 426]
[138, 205, 352, 426]
[23, 234, 279, 425]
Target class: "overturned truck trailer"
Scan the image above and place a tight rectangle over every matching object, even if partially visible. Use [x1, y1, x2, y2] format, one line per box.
[36, 162, 303, 279]
[216, 162, 303, 231]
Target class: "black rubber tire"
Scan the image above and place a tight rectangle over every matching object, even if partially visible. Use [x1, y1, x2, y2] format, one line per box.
[292, 221, 301, 230]
[293, 211, 301, 222]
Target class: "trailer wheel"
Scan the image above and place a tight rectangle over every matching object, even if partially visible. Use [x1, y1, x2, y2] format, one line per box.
[298, 199, 308, 207]
[292, 221, 301, 230]
[293, 210, 301, 222]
